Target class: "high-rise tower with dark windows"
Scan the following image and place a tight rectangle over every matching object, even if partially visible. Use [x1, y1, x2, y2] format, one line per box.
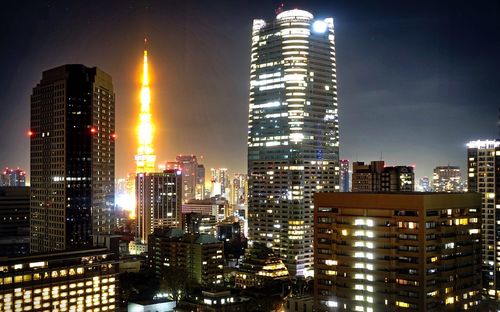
[30, 65, 115, 252]
[247, 9, 339, 276]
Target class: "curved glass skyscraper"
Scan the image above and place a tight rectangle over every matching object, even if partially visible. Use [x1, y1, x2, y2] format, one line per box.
[247, 9, 339, 276]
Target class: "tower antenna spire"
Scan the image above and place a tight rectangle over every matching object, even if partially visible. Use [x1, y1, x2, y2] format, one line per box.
[135, 38, 156, 173]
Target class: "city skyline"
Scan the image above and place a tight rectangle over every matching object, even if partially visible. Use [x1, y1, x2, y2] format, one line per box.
[1, 1, 499, 182]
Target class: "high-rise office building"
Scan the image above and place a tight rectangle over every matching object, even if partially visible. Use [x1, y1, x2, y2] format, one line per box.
[352, 161, 414, 192]
[30, 65, 115, 252]
[351, 161, 384, 192]
[433, 165, 462, 192]
[467, 140, 500, 302]
[247, 9, 339, 276]
[175, 155, 199, 202]
[0, 168, 26, 186]
[196, 164, 205, 199]
[314, 192, 482, 311]
[135, 170, 182, 244]
[0, 187, 30, 256]
[339, 159, 350, 192]
[231, 173, 248, 206]
[211, 168, 229, 198]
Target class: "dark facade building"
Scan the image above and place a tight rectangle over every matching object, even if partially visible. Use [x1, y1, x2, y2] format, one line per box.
[149, 228, 224, 286]
[217, 221, 245, 259]
[0, 187, 30, 256]
[136, 170, 182, 245]
[217, 222, 241, 243]
[352, 161, 414, 192]
[351, 161, 384, 192]
[182, 212, 216, 235]
[247, 8, 339, 277]
[176, 155, 199, 202]
[0, 248, 119, 312]
[467, 140, 500, 302]
[380, 166, 414, 192]
[314, 192, 482, 312]
[30, 65, 115, 252]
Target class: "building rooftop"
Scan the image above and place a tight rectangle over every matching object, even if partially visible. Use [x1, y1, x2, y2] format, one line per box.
[315, 192, 481, 210]
[194, 234, 220, 244]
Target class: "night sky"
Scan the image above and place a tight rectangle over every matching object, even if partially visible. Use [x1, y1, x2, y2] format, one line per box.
[1, 0, 499, 182]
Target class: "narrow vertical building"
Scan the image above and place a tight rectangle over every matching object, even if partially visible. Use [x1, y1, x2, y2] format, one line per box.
[176, 155, 198, 202]
[467, 140, 500, 303]
[196, 164, 205, 200]
[247, 9, 339, 276]
[135, 170, 182, 244]
[314, 192, 482, 311]
[30, 65, 115, 252]
[339, 160, 350, 192]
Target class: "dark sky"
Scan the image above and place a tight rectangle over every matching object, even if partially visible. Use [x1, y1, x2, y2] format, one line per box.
[1, 0, 499, 182]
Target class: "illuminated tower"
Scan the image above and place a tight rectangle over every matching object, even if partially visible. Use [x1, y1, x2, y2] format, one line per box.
[30, 65, 115, 252]
[247, 9, 339, 276]
[135, 39, 156, 173]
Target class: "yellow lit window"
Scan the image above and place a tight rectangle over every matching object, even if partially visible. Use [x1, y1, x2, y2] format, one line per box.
[396, 301, 410, 308]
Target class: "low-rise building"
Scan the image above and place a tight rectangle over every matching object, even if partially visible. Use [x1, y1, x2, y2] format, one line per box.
[235, 244, 289, 289]
[149, 228, 224, 286]
[0, 186, 30, 257]
[0, 248, 118, 311]
[285, 295, 314, 312]
[128, 299, 176, 312]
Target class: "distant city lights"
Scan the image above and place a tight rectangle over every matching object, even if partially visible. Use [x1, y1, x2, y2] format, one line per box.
[116, 192, 136, 219]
